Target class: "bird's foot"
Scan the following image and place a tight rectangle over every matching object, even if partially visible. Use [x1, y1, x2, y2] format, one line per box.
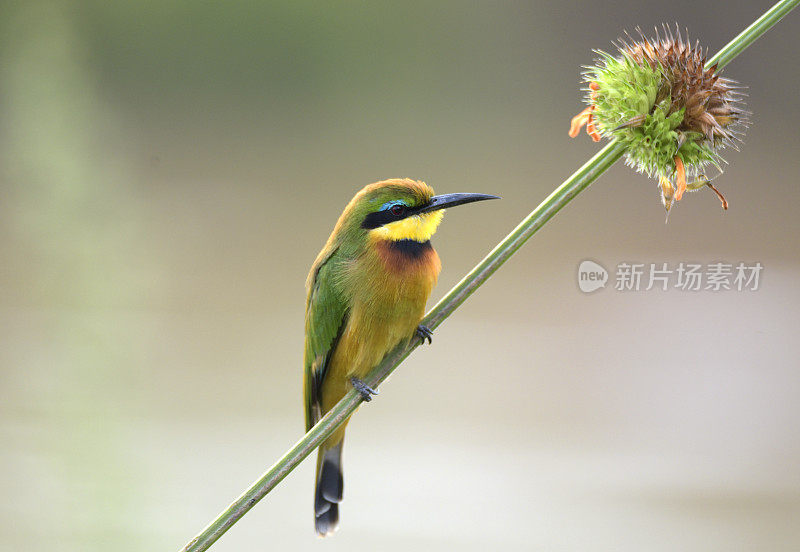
[416, 324, 433, 345]
[350, 377, 379, 402]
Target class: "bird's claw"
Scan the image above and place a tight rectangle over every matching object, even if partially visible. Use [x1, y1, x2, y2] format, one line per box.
[416, 325, 433, 344]
[350, 377, 378, 402]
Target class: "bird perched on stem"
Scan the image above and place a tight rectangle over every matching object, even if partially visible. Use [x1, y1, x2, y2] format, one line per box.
[304, 178, 498, 536]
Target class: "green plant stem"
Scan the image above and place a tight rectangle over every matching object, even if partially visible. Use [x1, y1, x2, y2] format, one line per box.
[179, 2, 798, 550]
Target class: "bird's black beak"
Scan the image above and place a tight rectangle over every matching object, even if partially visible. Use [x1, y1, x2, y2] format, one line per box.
[414, 193, 500, 214]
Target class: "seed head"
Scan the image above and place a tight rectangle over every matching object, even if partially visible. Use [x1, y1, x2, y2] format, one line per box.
[569, 25, 748, 214]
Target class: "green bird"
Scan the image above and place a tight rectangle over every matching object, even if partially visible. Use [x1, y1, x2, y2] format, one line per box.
[304, 178, 498, 536]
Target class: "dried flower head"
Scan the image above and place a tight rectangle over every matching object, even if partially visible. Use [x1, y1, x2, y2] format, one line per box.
[569, 25, 748, 216]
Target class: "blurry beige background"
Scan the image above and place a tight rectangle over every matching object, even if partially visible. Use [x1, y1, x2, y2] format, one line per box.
[2, 1, 799, 551]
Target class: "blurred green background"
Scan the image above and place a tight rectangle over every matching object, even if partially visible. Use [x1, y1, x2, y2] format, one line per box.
[2, 1, 799, 550]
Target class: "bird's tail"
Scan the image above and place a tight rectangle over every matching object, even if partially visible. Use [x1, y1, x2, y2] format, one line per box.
[314, 441, 343, 537]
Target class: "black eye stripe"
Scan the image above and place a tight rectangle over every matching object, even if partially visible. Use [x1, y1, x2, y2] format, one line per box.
[361, 203, 414, 229]
[361, 210, 393, 229]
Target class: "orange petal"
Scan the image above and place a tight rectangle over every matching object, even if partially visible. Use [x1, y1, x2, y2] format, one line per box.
[585, 114, 601, 142]
[588, 81, 600, 101]
[673, 156, 686, 201]
[569, 106, 593, 138]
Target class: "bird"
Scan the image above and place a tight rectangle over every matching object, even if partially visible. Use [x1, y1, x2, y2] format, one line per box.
[303, 178, 498, 536]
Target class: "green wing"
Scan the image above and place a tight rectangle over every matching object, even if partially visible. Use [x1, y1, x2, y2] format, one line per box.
[304, 248, 348, 432]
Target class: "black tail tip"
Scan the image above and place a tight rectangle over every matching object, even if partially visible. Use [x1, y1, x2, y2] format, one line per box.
[315, 504, 339, 537]
[319, 457, 343, 503]
[314, 444, 343, 537]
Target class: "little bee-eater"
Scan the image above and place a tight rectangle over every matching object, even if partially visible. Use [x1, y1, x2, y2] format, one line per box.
[304, 178, 498, 536]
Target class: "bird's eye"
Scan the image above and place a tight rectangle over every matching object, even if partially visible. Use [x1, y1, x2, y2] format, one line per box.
[389, 204, 405, 217]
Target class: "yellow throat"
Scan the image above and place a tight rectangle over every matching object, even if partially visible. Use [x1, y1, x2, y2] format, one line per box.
[368, 210, 445, 242]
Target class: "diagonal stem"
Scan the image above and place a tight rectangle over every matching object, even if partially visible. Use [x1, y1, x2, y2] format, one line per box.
[178, 1, 799, 550]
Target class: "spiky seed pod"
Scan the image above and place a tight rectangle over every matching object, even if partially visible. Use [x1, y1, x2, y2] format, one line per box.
[569, 26, 748, 214]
